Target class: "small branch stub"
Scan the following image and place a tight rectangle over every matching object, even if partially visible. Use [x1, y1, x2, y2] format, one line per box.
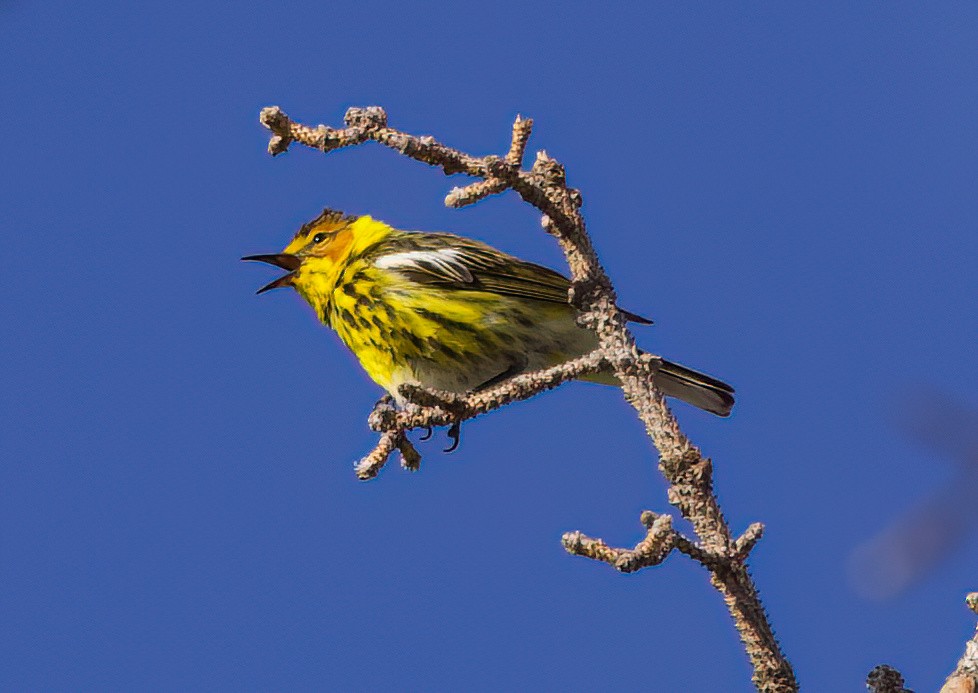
[734, 522, 766, 561]
[506, 114, 533, 166]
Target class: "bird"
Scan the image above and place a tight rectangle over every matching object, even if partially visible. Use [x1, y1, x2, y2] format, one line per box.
[243, 209, 734, 434]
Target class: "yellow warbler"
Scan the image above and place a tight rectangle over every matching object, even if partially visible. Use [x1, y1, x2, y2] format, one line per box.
[244, 209, 734, 417]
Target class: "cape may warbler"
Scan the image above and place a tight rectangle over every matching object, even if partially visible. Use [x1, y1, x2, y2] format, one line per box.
[244, 209, 734, 417]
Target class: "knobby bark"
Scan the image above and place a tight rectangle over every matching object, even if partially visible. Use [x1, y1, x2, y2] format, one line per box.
[259, 105, 797, 691]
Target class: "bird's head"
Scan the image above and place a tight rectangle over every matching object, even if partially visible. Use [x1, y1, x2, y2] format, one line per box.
[243, 208, 375, 316]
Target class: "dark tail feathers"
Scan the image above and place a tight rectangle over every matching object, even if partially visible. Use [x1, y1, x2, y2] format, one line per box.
[654, 359, 735, 417]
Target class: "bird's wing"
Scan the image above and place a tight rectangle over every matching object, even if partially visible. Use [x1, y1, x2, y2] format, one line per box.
[369, 233, 653, 324]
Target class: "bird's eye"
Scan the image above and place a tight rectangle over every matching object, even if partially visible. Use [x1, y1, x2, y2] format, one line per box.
[313, 233, 326, 244]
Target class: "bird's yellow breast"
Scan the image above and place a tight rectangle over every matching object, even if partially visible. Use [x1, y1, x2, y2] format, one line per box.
[326, 261, 514, 391]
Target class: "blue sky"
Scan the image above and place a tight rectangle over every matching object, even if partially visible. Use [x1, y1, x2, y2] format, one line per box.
[2, 2, 976, 690]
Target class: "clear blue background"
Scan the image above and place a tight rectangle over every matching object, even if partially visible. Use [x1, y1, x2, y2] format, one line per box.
[2, 2, 976, 690]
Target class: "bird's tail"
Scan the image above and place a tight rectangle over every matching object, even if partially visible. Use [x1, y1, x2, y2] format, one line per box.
[654, 358, 734, 417]
[584, 356, 734, 417]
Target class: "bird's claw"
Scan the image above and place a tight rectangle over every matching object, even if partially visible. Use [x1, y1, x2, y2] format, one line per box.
[443, 421, 461, 453]
[419, 426, 433, 441]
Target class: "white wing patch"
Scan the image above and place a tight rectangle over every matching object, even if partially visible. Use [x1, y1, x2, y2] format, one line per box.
[373, 249, 474, 283]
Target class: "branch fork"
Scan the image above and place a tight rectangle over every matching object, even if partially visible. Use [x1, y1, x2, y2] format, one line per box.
[563, 508, 765, 575]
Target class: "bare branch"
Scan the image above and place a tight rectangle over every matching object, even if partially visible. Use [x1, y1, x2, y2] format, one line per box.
[261, 105, 797, 692]
[562, 513, 677, 573]
[355, 350, 608, 479]
[397, 349, 607, 415]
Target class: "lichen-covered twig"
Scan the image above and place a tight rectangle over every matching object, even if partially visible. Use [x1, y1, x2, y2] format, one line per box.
[562, 512, 677, 573]
[562, 510, 766, 575]
[260, 105, 797, 691]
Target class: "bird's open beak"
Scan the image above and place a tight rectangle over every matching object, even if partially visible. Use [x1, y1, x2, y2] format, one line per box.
[241, 254, 302, 294]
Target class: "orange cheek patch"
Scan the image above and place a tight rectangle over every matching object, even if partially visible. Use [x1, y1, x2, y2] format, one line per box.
[322, 228, 354, 262]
